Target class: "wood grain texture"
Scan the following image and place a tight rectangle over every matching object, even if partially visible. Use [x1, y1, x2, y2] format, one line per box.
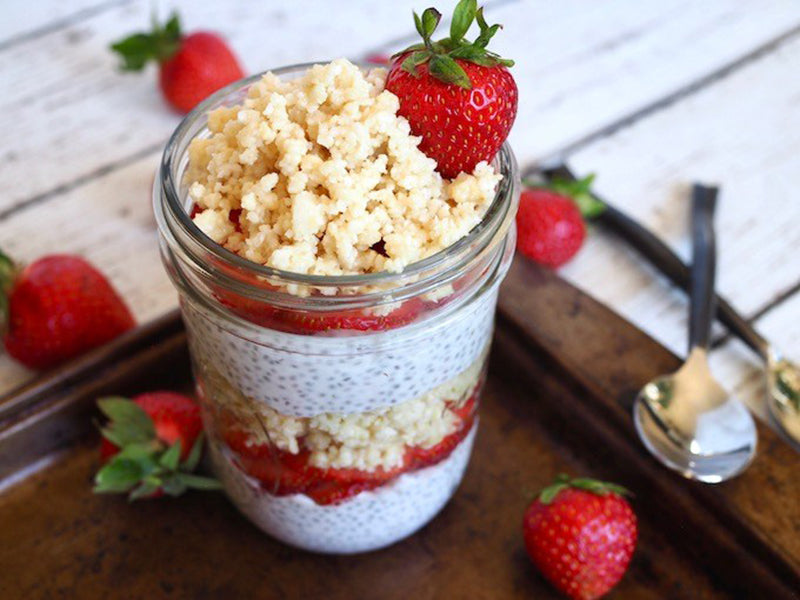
[4, 0, 800, 212]
[491, 0, 800, 161]
[554, 34, 800, 419]
[1, 259, 797, 599]
[0, 0, 441, 213]
[0, 0, 123, 47]
[0, 152, 171, 391]
[2, 0, 800, 414]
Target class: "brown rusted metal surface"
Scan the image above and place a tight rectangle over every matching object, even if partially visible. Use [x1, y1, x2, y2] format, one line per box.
[0, 259, 797, 599]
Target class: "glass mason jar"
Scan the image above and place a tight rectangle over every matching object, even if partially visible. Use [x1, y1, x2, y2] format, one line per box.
[154, 63, 519, 554]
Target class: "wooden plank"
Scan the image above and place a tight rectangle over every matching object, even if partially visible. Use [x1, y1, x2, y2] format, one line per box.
[0, 0, 441, 215]
[0, 0, 122, 47]
[0, 151, 171, 393]
[550, 34, 800, 417]
[3, 0, 800, 214]
[489, 0, 800, 162]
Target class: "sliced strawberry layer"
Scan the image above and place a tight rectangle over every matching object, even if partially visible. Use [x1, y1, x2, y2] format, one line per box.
[276, 298, 424, 333]
[221, 390, 478, 505]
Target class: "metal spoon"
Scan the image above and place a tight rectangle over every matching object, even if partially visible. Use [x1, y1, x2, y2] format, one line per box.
[633, 185, 757, 482]
[538, 163, 800, 451]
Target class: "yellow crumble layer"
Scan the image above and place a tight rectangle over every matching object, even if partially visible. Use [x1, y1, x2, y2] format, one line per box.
[204, 347, 487, 471]
[186, 58, 501, 276]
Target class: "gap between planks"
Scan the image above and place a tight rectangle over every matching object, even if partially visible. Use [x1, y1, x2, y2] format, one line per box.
[4, 1, 799, 223]
[0, 0, 132, 53]
[523, 19, 800, 169]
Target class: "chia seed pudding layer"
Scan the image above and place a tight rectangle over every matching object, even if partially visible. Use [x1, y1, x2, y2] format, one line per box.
[182, 285, 499, 417]
[209, 423, 477, 554]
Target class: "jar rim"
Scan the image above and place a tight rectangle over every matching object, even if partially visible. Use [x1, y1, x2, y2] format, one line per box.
[157, 61, 518, 297]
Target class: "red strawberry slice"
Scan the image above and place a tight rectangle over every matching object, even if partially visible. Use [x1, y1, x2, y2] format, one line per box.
[221, 384, 481, 505]
[278, 298, 424, 334]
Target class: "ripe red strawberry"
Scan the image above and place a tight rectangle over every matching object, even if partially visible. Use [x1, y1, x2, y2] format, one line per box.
[523, 475, 638, 600]
[516, 175, 606, 268]
[385, 0, 518, 178]
[111, 13, 244, 113]
[0, 252, 135, 369]
[94, 392, 220, 500]
[224, 430, 317, 495]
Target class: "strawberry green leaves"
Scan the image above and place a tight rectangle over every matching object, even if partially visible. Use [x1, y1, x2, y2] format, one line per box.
[415, 7, 442, 45]
[110, 12, 182, 71]
[397, 0, 513, 88]
[429, 55, 472, 89]
[525, 174, 607, 220]
[538, 473, 630, 505]
[94, 396, 221, 501]
[450, 0, 477, 43]
[97, 397, 155, 447]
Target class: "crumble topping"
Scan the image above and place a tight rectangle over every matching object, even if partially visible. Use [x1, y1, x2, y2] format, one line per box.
[186, 58, 501, 277]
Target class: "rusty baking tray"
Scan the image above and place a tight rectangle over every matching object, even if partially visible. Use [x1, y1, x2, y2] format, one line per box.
[0, 259, 797, 599]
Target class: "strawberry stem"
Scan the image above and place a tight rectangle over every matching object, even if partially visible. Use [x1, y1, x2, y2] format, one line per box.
[396, 0, 514, 88]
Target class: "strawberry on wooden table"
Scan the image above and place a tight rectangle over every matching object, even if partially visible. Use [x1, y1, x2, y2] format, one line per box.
[0, 252, 135, 370]
[111, 13, 244, 113]
[523, 474, 638, 600]
[516, 175, 605, 268]
[385, 0, 518, 178]
[95, 392, 221, 500]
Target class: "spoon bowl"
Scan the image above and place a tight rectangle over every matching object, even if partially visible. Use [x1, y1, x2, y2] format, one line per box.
[634, 348, 757, 483]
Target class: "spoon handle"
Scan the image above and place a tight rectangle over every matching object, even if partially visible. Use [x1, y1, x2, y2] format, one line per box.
[538, 164, 771, 361]
[689, 185, 718, 351]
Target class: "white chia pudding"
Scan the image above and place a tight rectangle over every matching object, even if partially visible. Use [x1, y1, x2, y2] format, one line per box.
[182, 285, 498, 416]
[209, 425, 477, 554]
[155, 58, 518, 553]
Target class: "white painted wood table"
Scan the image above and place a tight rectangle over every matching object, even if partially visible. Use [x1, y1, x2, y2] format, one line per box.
[1, 0, 799, 428]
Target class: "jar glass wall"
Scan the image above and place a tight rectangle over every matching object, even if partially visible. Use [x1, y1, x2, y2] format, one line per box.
[154, 63, 519, 554]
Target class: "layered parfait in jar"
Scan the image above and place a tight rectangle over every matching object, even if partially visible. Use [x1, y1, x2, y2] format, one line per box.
[155, 4, 518, 554]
